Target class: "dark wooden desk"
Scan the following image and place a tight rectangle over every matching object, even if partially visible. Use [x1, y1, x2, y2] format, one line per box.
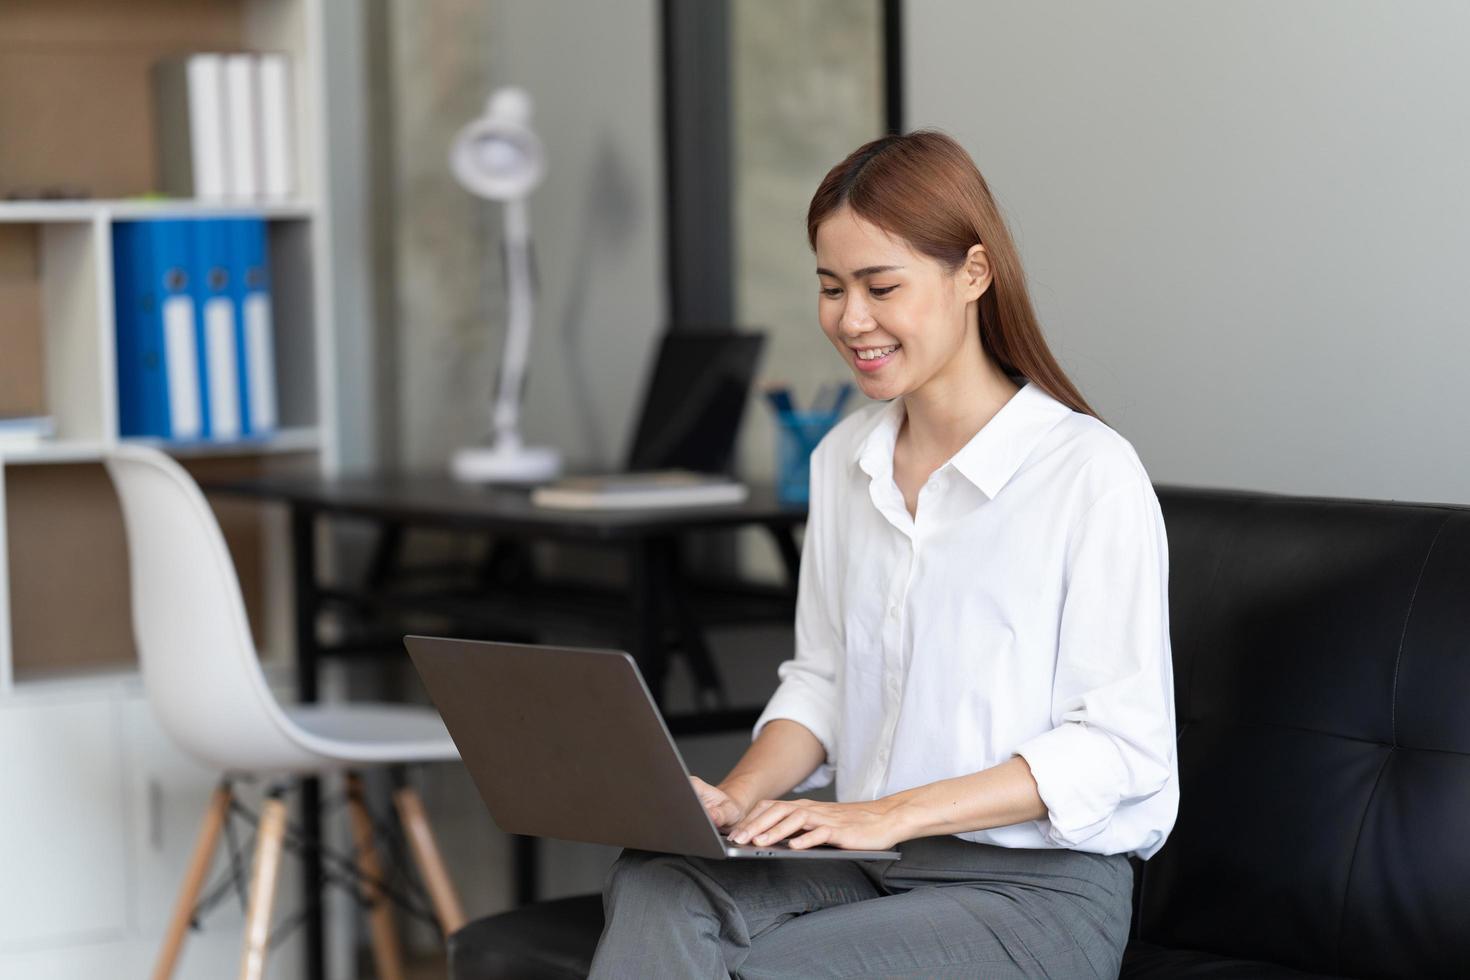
[205, 471, 808, 980]
[209, 472, 807, 701]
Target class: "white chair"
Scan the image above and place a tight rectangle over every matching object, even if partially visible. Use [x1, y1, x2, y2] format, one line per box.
[103, 444, 464, 980]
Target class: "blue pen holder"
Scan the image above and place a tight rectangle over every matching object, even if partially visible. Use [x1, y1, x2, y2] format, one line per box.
[775, 411, 840, 505]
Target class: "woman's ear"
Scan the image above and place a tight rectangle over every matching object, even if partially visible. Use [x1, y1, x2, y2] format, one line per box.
[961, 244, 992, 302]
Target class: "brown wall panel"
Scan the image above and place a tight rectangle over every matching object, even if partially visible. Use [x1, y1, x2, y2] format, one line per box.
[0, 225, 44, 416]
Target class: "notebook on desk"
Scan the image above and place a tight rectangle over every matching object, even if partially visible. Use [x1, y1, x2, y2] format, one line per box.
[532, 329, 765, 510]
[531, 469, 749, 510]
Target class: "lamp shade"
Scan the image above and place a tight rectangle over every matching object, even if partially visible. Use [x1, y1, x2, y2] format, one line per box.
[449, 87, 545, 201]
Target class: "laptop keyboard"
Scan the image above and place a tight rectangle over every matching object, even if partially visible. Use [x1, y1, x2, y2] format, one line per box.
[721, 834, 791, 849]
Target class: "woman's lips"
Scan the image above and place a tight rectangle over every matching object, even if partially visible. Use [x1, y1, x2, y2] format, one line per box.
[853, 346, 899, 372]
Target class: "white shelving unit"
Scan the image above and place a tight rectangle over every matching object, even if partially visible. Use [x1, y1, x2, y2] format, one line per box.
[0, 0, 338, 683]
[0, 0, 341, 975]
[0, 200, 317, 223]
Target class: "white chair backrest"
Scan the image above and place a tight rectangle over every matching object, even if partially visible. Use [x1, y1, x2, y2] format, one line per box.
[103, 445, 303, 772]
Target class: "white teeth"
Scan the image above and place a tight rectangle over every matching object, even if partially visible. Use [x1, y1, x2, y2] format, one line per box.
[857, 345, 899, 361]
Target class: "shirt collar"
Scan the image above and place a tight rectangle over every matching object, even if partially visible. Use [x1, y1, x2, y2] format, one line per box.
[851, 380, 1075, 500]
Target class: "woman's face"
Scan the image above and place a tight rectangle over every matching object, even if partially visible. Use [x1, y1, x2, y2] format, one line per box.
[814, 206, 990, 403]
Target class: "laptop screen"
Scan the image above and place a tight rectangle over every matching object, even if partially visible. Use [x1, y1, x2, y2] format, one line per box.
[624, 330, 766, 474]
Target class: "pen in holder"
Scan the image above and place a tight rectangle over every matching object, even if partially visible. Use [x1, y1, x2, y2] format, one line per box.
[765, 382, 853, 504]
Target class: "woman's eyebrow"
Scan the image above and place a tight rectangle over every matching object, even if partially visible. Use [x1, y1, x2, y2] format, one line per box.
[815, 264, 905, 279]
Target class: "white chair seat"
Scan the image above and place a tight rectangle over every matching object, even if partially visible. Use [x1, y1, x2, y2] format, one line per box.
[283, 702, 459, 767]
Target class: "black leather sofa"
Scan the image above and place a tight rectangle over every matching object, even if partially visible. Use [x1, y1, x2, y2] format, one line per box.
[448, 485, 1470, 979]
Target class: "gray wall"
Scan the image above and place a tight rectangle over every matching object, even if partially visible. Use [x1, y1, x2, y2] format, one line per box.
[906, 0, 1470, 506]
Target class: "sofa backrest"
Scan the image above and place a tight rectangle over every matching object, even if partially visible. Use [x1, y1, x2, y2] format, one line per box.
[1140, 485, 1470, 979]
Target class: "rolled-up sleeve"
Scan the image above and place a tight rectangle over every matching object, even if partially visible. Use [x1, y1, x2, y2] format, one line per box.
[753, 442, 842, 792]
[1013, 476, 1176, 847]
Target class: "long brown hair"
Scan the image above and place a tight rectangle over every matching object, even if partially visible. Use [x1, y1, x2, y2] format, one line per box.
[807, 128, 1103, 422]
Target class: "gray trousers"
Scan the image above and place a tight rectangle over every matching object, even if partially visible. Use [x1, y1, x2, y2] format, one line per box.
[588, 835, 1134, 979]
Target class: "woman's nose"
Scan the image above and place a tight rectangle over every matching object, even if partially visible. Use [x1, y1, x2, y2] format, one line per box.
[840, 299, 873, 335]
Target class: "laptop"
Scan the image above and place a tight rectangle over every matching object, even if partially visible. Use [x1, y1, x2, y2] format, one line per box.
[404, 635, 901, 861]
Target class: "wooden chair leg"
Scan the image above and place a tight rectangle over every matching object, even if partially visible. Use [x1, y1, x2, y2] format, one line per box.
[153, 782, 233, 980]
[347, 774, 405, 980]
[392, 783, 466, 935]
[238, 791, 289, 980]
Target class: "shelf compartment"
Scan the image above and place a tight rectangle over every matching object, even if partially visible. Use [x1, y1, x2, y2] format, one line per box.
[0, 221, 115, 444]
[5, 463, 137, 678]
[1, 216, 322, 448]
[0, 0, 312, 203]
[2, 457, 304, 685]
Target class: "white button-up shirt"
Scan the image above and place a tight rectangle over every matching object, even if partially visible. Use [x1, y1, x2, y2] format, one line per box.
[753, 380, 1179, 860]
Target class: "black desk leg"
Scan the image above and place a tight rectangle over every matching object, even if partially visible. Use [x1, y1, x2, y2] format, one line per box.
[291, 506, 326, 980]
[767, 524, 802, 592]
[513, 834, 539, 906]
[627, 539, 669, 706]
[364, 519, 405, 589]
[661, 540, 727, 709]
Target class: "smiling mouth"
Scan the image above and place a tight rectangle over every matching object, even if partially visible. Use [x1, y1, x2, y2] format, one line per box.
[855, 344, 900, 361]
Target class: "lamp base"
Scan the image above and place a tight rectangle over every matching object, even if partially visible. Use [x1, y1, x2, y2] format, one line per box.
[450, 442, 563, 484]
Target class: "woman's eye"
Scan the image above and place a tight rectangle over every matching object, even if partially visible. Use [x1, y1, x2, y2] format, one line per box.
[820, 286, 897, 298]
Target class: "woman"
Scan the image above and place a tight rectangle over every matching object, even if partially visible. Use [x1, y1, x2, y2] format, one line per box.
[589, 129, 1178, 979]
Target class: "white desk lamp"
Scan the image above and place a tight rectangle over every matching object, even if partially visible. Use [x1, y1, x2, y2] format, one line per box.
[448, 86, 563, 483]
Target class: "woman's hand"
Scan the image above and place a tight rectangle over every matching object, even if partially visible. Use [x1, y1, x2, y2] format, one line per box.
[690, 775, 750, 831]
[728, 797, 909, 852]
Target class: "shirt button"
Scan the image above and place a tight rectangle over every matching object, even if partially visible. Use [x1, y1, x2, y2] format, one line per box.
[888, 604, 899, 620]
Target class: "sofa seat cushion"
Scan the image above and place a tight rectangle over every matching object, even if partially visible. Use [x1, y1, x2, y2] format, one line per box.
[448, 899, 1357, 980]
[1121, 940, 1347, 979]
[448, 894, 604, 980]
